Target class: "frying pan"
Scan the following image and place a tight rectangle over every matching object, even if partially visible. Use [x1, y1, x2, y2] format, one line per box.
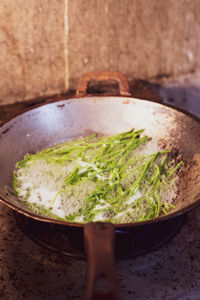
[0, 71, 200, 300]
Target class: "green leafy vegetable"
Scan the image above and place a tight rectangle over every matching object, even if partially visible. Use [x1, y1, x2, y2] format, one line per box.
[13, 129, 183, 223]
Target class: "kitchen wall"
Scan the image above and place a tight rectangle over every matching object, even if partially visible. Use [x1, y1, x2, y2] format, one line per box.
[0, 0, 200, 105]
[0, 0, 68, 105]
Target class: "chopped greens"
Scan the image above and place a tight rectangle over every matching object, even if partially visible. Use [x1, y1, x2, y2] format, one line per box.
[13, 129, 183, 224]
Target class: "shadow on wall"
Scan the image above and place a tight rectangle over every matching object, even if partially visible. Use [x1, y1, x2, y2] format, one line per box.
[152, 83, 200, 118]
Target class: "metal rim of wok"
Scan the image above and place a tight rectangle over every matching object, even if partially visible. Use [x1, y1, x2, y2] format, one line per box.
[0, 85, 200, 228]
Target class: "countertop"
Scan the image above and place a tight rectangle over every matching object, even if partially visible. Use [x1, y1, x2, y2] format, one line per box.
[1, 202, 200, 300]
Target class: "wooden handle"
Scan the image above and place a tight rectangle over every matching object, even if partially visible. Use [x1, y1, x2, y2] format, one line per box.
[76, 71, 130, 97]
[84, 222, 121, 300]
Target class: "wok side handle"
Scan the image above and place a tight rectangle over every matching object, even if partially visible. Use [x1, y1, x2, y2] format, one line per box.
[84, 222, 121, 300]
[76, 71, 131, 97]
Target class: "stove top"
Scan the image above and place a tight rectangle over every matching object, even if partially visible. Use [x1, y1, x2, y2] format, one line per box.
[1, 82, 200, 300]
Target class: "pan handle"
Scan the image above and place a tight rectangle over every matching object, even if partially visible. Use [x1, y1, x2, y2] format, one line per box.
[76, 71, 131, 97]
[84, 222, 121, 300]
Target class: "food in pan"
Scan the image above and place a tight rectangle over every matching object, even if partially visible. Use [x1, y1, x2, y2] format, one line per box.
[12, 129, 183, 223]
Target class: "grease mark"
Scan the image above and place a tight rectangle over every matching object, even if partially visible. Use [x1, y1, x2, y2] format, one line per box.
[2, 128, 10, 134]
[57, 104, 65, 109]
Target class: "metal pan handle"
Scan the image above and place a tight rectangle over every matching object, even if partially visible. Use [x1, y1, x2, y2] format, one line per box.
[76, 71, 131, 97]
[84, 222, 121, 300]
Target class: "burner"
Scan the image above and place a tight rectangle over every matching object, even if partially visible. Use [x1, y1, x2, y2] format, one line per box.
[14, 212, 186, 260]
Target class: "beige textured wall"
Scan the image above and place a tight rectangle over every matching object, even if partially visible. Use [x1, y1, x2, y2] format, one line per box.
[0, 0, 200, 104]
[68, 0, 200, 88]
[0, 0, 68, 105]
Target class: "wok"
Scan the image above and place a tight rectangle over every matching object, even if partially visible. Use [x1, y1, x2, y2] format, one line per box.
[0, 71, 200, 300]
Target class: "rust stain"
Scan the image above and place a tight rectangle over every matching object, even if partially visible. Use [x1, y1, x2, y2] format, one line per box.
[122, 99, 130, 104]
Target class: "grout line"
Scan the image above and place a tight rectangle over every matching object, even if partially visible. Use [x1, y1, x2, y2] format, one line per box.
[64, 0, 69, 91]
